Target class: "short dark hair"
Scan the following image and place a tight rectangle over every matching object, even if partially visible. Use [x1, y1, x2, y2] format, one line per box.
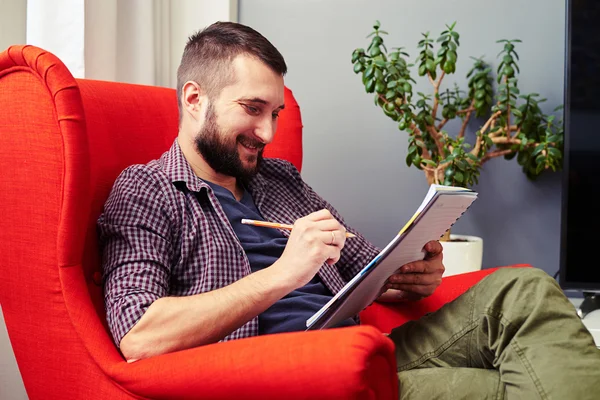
[176, 21, 287, 120]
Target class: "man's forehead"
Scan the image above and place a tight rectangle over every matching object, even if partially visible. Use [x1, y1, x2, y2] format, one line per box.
[227, 55, 285, 105]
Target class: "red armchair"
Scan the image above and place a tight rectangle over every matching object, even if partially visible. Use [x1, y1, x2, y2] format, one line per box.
[0, 45, 526, 399]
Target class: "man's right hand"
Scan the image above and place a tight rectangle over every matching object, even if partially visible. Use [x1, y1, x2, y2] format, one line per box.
[273, 209, 347, 289]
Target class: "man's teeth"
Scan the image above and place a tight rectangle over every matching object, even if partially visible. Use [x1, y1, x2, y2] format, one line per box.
[241, 142, 258, 149]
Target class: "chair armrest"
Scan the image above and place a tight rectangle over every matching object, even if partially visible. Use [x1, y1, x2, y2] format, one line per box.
[108, 325, 397, 400]
[361, 264, 532, 333]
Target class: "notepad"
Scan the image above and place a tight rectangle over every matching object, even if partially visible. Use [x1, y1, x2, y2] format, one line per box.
[306, 184, 478, 330]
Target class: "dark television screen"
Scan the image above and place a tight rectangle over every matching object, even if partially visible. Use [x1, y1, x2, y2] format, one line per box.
[560, 0, 600, 290]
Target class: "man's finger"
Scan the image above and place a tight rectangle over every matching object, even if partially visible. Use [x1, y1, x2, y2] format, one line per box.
[386, 283, 437, 296]
[388, 271, 441, 286]
[423, 240, 443, 257]
[305, 209, 334, 221]
[399, 260, 438, 274]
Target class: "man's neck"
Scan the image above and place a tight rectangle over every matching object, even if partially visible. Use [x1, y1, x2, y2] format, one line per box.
[177, 136, 243, 200]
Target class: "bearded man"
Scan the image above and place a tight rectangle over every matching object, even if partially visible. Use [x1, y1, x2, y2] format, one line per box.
[98, 21, 600, 400]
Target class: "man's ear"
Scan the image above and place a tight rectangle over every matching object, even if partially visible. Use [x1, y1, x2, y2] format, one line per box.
[182, 81, 206, 121]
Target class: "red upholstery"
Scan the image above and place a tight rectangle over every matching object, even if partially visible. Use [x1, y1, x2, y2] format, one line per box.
[0, 45, 528, 399]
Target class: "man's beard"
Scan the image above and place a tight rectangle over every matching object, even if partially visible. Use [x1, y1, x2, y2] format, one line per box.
[194, 103, 265, 183]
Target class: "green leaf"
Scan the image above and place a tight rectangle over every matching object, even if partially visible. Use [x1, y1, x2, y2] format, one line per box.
[426, 59, 436, 71]
[532, 144, 545, 156]
[365, 65, 375, 79]
[447, 51, 457, 63]
[454, 171, 464, 183]
[547, 147, 561, 158]
[547, 134, 561, 143]
[370, 46, 382, 57]
[365, 79, 375, 93]
[535, 162, 544, 175]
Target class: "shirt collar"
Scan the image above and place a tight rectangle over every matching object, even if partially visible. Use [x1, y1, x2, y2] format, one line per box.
[162, 139, 208, 193]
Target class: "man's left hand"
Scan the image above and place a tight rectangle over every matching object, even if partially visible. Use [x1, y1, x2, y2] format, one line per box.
[379, 240, 445, 301]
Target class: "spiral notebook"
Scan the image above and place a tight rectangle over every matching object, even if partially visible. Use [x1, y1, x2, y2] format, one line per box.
[306, 184, 478, 330]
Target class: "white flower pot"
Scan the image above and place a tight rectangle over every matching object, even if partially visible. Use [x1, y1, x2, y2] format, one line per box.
[440, 234, 483, 277]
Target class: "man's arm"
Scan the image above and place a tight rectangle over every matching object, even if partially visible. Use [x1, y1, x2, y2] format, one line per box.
[99, 168, 347, 361]
[120, 261, 292, 361]
[118, 209, 346, 361]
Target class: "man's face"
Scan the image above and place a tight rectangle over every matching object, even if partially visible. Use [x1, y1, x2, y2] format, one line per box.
[194, 55, 285, 181]
[194, 101, 264, 182]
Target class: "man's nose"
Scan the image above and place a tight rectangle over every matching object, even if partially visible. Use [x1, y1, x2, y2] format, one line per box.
[254, 117, 276, 144]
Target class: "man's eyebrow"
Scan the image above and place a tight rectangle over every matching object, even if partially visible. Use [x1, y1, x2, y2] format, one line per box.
[238, 97, 285, 110]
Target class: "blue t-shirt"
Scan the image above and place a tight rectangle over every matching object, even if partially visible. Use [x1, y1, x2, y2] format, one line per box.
[207, 182, 356, 334]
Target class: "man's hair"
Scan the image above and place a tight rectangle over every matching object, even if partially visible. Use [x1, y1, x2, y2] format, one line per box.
[176, 21, 287, 120]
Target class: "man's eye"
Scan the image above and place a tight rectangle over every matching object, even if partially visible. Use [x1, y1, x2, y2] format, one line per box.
[243, 104, 260, 115]
[272, 113, 280, 120]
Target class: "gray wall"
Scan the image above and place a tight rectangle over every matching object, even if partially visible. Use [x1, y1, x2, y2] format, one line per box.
[240, 0, 565, 276]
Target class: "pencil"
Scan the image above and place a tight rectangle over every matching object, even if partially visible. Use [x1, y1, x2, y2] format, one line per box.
[241, 219, 357, 238]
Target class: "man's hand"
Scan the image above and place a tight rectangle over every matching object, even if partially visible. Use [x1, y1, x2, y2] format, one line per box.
[378, 240, 444, 302]
[273, 209, 347, 289]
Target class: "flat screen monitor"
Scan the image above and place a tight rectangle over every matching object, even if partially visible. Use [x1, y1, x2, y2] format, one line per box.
[560, 0, 600, 292]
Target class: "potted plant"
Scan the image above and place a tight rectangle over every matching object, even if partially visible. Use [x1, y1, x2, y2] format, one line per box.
[351, 21, 564, 275]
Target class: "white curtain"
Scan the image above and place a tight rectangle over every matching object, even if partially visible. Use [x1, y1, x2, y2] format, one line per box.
[26, 0, 238, 87]
[27, 0, 86, 78]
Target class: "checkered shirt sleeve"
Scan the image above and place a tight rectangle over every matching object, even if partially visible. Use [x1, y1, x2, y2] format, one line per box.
[98, 166, 175, 345]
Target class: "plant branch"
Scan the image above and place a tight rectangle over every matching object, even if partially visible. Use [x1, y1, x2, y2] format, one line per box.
[377, 94, 433, 161]
[430, 71, 446, 124]
[457, 99, 476, 139]
[426, 125, 446, 156]
[505, 76, 511, 139]
[489, 125, 519, 138]
[436, 118, 449, 131]
[456, 107, 476, 115]
[481, 149, 513, 163]
[471, 110, 502, 157]
[491, 136, 522, 145]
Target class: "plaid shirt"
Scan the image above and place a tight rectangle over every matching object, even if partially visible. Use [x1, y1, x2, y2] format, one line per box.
[98, 140, 381, 346]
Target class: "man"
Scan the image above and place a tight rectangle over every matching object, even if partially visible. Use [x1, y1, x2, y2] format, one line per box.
[99, 21, 600, 399]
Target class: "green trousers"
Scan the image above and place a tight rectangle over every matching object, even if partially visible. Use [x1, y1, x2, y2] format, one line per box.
[388, 268, 600, 399]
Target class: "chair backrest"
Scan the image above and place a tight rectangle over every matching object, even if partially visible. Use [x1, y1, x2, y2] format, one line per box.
[0, 45, 303, 399]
